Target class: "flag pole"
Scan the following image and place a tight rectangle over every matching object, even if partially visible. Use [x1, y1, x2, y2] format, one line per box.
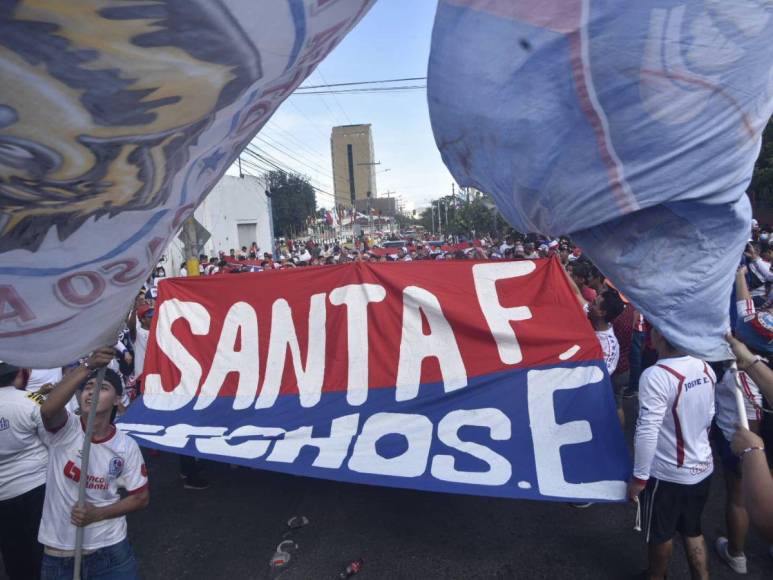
[730, 361, 750, 431]
[73, 365, 107, 580]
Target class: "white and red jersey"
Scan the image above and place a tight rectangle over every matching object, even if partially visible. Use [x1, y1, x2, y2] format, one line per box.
[39, 413, 147, 550]
[633, 355, 715, 485]
[715, 366, 764, 442]
[0, 388, 48, 500]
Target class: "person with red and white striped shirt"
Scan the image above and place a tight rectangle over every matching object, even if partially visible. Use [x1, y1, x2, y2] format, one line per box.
[710, 266, 773, 574]
[627, 326, 715, 580]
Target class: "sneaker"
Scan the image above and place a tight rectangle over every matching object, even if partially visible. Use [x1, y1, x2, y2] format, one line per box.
[569, 502, 593, 509]
[183, 474, 210, 490]
[715, 537, 747, 574]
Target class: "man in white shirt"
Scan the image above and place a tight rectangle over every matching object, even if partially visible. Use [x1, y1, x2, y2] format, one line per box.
[627, 326, 715, 580]
[39, 350, 148, 578]
[744, 242, 773, 307]
[710, 266, 773, 574]
[130, 304, 152, 382]
[0, 362, 48, 580]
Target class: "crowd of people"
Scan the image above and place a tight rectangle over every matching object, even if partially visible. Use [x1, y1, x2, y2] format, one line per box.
[3, 224, 773, 579]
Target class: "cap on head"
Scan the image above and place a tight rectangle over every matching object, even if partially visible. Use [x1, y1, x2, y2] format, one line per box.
[0, 361, 21, 376]
[137, 304, 154, 319]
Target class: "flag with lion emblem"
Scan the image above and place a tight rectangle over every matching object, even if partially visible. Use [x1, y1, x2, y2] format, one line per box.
[0, 0, 374, 366]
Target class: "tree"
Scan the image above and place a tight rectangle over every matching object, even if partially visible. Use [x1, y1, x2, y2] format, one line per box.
[752, 117, 773, 208]
[266, 170, 316, 237]
[419, 191, 513, 238]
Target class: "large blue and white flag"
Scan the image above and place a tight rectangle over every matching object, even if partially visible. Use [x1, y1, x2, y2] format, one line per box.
[0, 1, 374, 367]
[428, 0, 773, 360]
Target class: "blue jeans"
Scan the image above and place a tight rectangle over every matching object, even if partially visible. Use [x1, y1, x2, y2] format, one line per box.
[41, 538, 137, 580]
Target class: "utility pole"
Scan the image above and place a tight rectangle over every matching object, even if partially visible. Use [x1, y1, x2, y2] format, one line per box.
[182, 217, 201, 276]
[367, 190, 372, 237]
[266, 188, 276, 258]
[431, 204, 435, 236]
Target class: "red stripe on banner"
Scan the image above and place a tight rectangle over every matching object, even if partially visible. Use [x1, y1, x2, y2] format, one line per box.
[657, 364, 685, 467]
[143, 257, 603, 403]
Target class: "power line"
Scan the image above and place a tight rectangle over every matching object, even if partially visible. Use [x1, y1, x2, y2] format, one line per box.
[255, 134, 330, 175]
[314, 67, 352, 125]
[242, 146, 338, 201]
[292, 85, 426, 95]
[296, 76, 427, 90]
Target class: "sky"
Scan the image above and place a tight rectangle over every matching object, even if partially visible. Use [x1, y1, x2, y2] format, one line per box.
[235, 0, 455, 213]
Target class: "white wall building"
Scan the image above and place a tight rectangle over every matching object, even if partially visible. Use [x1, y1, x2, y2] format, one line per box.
[165, 174, 273, 274]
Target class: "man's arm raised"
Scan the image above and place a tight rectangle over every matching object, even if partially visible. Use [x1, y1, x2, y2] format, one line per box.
[40, 346, 115, 431]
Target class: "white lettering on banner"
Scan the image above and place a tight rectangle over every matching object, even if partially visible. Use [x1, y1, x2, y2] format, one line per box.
[431, 408, 512, 485]
[267, 414, 360, 468]
[134, 424, 226, 448]
[472, 262, 534, 365]
[256, 294, 327, 409]
[196, 302, 259, 410]
[527, 366, 627, 500]
[329, 284, 387, 406]
[144, 300, 210, 411]
[195, 426, 285, 459]
[121, 398, 619, 498]
[395, 286, 467, 402]
[348, 412, 433, 477]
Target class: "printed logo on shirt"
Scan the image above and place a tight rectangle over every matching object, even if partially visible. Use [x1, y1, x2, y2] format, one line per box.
[684, 377, 710, 391]
[63, 460, 109, 490]
[26, 391, 45, 405]
[108, 456, 124, 478]
[64, 460, 81, 483]
[0, 417, 9, 431]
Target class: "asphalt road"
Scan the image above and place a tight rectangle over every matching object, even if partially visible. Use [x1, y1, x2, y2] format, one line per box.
[4, 400, 773, 579]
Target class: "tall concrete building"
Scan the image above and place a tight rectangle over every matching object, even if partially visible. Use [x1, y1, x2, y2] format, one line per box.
[331, 124, 377, 207]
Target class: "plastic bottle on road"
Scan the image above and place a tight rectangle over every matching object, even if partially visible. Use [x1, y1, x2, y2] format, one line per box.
[338, 558, 363, 578]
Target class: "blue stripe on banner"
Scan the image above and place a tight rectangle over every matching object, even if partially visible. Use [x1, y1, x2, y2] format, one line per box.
[119, 361, 631, 502]
[286, 0, 307, 72]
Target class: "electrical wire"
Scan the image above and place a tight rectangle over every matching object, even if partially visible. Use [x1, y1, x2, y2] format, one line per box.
[291, 85, 426, 95]
[295, 76, 427, 90]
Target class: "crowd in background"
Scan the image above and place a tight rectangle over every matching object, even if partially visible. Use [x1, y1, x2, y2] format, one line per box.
[4, 223, 773, 580]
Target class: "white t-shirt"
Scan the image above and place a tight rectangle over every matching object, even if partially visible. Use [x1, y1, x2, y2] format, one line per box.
[179, 266, 188, 277]
[595, 327, 619, 375]
[133, 319, 149, 379]
[715, 366, 764, 442]
[39, 413, 147, 550]
[26, 368, 63, 393]
[0, 388, 48, 500]
[634, 356, 715, 484]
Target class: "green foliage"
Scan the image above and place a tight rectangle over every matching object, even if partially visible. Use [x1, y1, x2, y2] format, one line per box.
[267, 170, 316, 237]
[752, 118, 773, 207]
[418, 192, 512, 238]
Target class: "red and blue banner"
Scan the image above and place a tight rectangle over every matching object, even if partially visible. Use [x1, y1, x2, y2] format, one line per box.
[120, 257, 631, 502]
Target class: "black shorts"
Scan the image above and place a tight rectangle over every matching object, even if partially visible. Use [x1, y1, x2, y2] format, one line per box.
[639, 475, 712, 544]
